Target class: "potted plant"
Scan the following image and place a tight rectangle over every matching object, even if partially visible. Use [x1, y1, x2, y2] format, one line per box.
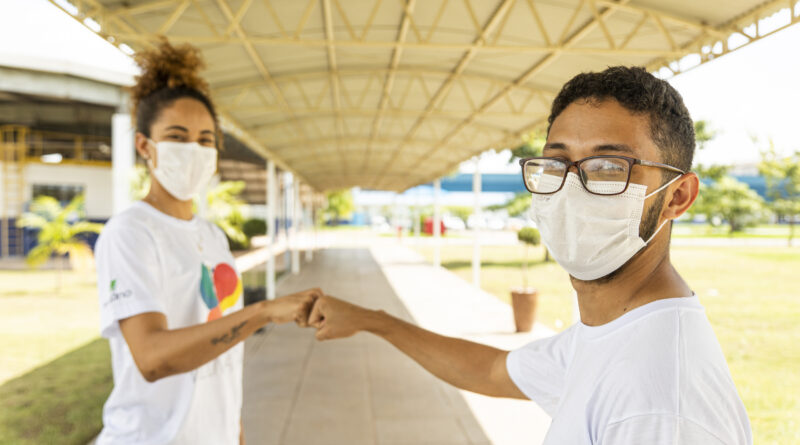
[512, 227, 541, 332]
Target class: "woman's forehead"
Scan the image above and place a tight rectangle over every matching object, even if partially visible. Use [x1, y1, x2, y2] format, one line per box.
[152, 97, 215, 132]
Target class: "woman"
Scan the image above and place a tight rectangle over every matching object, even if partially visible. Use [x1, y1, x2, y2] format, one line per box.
[94, 40, 320, 445]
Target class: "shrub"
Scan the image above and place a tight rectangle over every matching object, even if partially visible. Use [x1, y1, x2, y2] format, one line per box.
[242, 218, 266, 238]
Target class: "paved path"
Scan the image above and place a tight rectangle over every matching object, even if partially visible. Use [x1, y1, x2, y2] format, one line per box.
[242, 244, 552, 445]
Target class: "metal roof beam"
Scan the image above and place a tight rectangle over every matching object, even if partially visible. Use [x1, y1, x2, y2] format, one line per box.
[390, 0, 632, 185]
[213, 0, 329, 178]
[363, 0, 417, 172]
[372, 0, 516, 188]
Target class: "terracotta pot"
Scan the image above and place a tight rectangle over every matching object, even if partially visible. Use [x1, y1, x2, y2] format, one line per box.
[511, 288, 539, 332]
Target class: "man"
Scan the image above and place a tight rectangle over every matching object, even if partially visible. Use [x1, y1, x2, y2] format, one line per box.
[307, 66, 752, 444]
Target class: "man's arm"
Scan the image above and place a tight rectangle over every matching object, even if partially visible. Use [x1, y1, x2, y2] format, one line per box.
[308, 296, 527, 399]
[120, 288, 321, 382]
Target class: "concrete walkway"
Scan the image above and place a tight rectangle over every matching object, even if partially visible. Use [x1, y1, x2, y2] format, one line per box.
[242, 244, 552, 445]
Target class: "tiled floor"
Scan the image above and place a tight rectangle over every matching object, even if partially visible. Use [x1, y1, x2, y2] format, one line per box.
[242, 245, 552, 445]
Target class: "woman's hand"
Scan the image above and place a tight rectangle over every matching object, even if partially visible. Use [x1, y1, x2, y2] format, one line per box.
[264, 288, 323, 326]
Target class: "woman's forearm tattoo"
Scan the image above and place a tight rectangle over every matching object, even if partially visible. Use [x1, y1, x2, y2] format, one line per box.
[211, 321, 247, 345]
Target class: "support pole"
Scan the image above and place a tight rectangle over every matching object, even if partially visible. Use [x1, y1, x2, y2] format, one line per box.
[472, 160, 481, 287]
[111, 113, 134, 215]
[304, 202, 313, 262]
[266, 160, 276, 300]
[291, 178, 300, 275]
[433, 178, 441, 268]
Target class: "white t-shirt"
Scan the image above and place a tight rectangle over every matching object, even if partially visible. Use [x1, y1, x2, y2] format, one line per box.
[95, 201, 244, 445]
[507, 295, 752, 445]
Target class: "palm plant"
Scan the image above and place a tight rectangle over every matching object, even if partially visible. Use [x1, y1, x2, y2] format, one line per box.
[205, 180, 249, 249]
[17, 194, 104, 291]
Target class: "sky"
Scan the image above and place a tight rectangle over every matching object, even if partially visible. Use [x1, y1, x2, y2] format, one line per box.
[1, 0, 798, 175]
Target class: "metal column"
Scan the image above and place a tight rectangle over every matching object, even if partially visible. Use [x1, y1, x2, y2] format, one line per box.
[111, 113, 134, 215]
[472, 160, 481, 287]
[291, 178, 300, 275]
[266, 160, 276, 300]
[433, 178, 441, 268]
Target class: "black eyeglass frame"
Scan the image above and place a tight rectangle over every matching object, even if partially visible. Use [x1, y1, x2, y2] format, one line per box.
[518, 155, 686, 196]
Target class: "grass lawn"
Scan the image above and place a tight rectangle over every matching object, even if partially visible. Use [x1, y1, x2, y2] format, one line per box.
[0, 269, 111, 445]
[415, 244, 800, 445]
[673, 222, 797, 239]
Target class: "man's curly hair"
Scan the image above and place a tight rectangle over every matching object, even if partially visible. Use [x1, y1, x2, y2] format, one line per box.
[547, 66, 695, 173]
[130, 38, 221, 147]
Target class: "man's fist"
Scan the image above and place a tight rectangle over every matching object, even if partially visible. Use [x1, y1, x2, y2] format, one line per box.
[308, 295, 375, 340]
[265, 288, 323, 326]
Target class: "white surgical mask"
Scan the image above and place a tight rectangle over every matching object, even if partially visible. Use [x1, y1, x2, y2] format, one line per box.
[530, 172, 680, 281]
[147, 139, 217, 201]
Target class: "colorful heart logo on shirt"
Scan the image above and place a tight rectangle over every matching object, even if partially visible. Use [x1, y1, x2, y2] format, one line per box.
[200, 262, 242, 322]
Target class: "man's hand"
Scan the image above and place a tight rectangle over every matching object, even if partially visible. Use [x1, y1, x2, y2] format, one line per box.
[308, 295, 376, 340]
[265, 288, 323, 326]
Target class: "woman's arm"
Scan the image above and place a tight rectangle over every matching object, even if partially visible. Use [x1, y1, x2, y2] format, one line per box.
[119, 288, 321, 382]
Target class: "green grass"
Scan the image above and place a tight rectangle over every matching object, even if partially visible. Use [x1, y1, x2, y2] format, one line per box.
[0, 269, 110, 445]
[673, 223, 797, 239]
[415, 244, 800, 445]
[0, 339, 112, 445]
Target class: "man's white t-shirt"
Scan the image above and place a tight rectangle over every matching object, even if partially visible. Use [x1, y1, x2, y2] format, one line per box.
[95, 201, 244, 445]
[507, 295, 752, 444]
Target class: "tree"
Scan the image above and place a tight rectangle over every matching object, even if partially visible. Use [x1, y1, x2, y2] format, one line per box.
[517, 227, 541, 289]
[508, 130, 546, 163]
[693, 177, 768, 233]
[444, 206, 472, 223]
[130, 164, 150, 201]
[17, 194, 104, 292]
[323, 189, 354, 224]
[205, 180, 249, 250]
[759, 145, 800, 244]
[692, 120, 731, 181]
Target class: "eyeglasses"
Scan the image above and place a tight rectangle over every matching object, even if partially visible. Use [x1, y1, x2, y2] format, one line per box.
[519, 155, 686, 196]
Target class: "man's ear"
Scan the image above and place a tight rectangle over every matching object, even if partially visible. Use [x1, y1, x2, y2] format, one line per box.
[662, 172, 699, 221]
[135, 133, 154, 164]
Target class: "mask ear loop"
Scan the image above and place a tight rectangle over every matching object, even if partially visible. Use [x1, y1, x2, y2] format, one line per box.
[643, 173, 684, 244]
[644, 173, 682, 199]
[145, 138, 157, 167]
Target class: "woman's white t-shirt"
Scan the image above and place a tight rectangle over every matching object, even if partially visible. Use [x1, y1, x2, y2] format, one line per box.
[506, 295, 752, 444]
[95, 201, 244, 445]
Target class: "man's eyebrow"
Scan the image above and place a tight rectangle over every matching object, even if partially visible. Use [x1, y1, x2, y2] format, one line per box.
[543, 142, 567, 150]
[593, 144, 635, 154]
[200, 130, 215, 135]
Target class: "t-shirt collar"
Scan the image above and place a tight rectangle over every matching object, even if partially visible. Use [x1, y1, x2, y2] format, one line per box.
[134, 200, 200, 229]
[578, 294, 701, 340]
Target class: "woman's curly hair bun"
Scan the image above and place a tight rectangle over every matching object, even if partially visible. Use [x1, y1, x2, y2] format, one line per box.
[129, 38, 220, 145]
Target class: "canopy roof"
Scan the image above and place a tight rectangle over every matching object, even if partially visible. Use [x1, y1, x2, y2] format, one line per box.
[50, 0, 799, 191]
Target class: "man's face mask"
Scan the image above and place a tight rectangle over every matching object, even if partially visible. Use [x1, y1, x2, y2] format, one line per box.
[526, 160, 683, 281]
[147, 139, 217, 201]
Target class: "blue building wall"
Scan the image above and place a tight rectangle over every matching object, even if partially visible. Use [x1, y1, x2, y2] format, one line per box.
[421, 173, 772, 199]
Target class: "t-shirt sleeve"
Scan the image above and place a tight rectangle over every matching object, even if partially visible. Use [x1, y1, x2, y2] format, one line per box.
[505, 326, 577, 416]
[96, 223, 165, 338]
[601, 415, 728, 445]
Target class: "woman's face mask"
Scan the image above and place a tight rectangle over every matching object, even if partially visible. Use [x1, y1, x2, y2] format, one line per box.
[147, 139, 217, 201]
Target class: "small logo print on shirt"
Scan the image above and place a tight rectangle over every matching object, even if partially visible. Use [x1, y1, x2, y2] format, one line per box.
[104, 279, 133, 307]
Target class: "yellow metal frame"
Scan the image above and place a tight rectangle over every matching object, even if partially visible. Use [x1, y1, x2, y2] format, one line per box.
[1, 125, 27, 257]
[0, 125, 112, 257]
